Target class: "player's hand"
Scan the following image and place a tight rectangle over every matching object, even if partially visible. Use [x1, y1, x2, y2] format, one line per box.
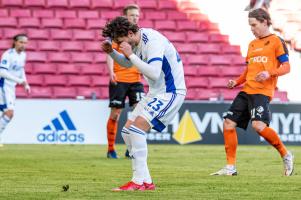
[119, 42, 133, 57]
[227, 80, 236, 89]
[109, 73, 117, 85]
[21, 81, 31, 94]
[101, 40, 113, 54]
[255, 71, 270, 82]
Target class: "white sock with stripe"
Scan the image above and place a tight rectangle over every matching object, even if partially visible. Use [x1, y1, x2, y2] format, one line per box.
[0, 115, 11, 143]
[121, 127, 136, 178]
[128, 125, 152, 185]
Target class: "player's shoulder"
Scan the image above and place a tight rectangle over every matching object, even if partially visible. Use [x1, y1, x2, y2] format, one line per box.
[2, 48, 14, 56]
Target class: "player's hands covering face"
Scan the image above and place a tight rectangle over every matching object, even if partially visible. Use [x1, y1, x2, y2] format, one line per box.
[119, 42, 133, 57]
[101, 40, 113, 54]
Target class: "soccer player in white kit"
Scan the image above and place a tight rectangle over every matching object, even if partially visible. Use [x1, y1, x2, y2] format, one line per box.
[102, 16, 186, 191]
[0, 34, 31, 146]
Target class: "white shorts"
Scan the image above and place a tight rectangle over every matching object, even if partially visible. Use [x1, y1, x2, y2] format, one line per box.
[0, 85, 16, 111]
[129, 93, 185, 132]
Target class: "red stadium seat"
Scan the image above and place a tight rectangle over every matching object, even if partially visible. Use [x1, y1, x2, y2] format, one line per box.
[33, 10, 54, 18]
[84, 41, 101, 52]
[90, 0, 113, 8]
[0, 18, 17, 27]
[198, 66, 221, 76]
[185, 89, 197, 100]
[232, 55, 246, 66]
[163, 32, 186, 42]
[78, 11, 99, 19]
[209, 77, 228, 88]
[19, 18, 40, 28]
[167, 11, 187, 20]
[0, 40, 10, 50]
[33, 63, 57, 74]
[197, 89, 220, 100]
[57, 64, 81, 75]
[186, 55, 209, 65]
[71, 53, 93, 63]
[177, 21, 198, 31]
[38, 41, 60, 51]
[50, 29, 72, 40]
[139, 20, 153, 28]
[55, 10, 76, 18]
[274, 91, 289, 102]
[68, 75, 91, 86]
[210, 34, 229, 43]
[26, 74, 44, 86]
[24, 0, 46, 7]
[3, 28, 27, 39]
[222, 44, 241, 55]
[184, 66, 198, 76]
[144, 11, 166, 20]
[220, 89, 240, 100]
[91, 76, 109, 87]
[42, 18, 63, 28]
[44, 75, 67, 86]
[94, 53, 106, 63]
[27, 29, 50, 39]
[60, 41, 84, 52]
[26, 41, 38, 51]
[86, 19, 107, 29]
[175, 43, 198, 53]
[0, 9, 8, 17]
[69, 0, 90, 8]
[25, 63, 33, 74]
[73, 30, 95, 40]
[220, 66, 244, 77]
[77, 87, 102, 98]
[10, 9, 31, 17]
[1, 0, 23, 7]
[158, 1, 177, 10]
[114, 0, 136, 8]
[136, 0, 157, 9]
[198, 44, 221, 54]
[27, 52, 47, 62]
[30, 87, 53, 98]
[48, 52, 71, 63]
[53, 87, 77, 98]
[155, 20, 176, 31]
[209, 55, 232, 65]
[100, 87, 109, 99]
[47, 0, 68, 8]
[81, 64, 103, 75]
[185, 77, 209, 88]
[99, 10, 120, 20]
[186, 32, 209, 42]
[64, 19, 86, 28]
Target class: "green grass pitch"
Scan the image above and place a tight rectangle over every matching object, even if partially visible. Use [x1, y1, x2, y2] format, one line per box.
[0, 144, 300, 199]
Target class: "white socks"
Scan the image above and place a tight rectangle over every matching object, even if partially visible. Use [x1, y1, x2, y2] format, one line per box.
[127, 125, 152, 185]
[0, 115, 11, 134]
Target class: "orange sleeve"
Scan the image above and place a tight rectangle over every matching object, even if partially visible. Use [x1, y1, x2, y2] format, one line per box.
[235, 68, 247, 86]
[268, 62, 290, 77]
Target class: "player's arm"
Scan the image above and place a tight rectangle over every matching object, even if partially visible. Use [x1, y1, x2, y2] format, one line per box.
[120, 41, 162, 81]
[101, 40, 133, 67]
[106, 55, 117, 83]
[268, 61, 290, 77]
[21, 65, 30, 93]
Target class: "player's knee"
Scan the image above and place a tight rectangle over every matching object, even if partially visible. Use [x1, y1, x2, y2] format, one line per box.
[252, 121, 266, 132]
[110, 108, 122, 120]
[223, 118, 236, 130]
[4, 110, 14, 119]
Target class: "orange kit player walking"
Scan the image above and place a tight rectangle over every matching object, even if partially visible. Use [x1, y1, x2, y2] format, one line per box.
[106, 5, 144, 159]
[211, 8, 294, 176]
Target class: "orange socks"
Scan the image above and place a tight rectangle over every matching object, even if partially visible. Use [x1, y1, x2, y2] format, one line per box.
[107, 118, 118, 152]
[258, 127, 287, 157]
[224, 129, 238, 165]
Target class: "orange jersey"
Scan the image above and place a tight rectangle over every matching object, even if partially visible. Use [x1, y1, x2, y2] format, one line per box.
[112, 42, 141, 83]
[236, 34, 289, 98]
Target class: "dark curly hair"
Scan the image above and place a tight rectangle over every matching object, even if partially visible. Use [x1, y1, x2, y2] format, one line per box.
[249, 8, 271, 26]
[102, 16, 139, 41]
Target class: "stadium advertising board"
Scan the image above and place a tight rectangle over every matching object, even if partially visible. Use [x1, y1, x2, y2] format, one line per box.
[3, 100, 110, 144]
[117, 102, 301, 145]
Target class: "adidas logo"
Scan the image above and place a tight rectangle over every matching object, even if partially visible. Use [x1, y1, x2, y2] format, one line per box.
[37, 110, 85, 143]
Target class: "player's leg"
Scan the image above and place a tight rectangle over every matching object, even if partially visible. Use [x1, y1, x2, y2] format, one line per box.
[0, 86, 15, 146]
[106, 82, 127, 159]
[211, 92, 249, 176]
[250, 94, 294, 176]
[126, 82, 144, 158]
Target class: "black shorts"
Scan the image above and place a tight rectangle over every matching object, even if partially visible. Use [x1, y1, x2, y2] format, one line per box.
[109, 82, 144, 108]
[224, 91, 271, 130]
